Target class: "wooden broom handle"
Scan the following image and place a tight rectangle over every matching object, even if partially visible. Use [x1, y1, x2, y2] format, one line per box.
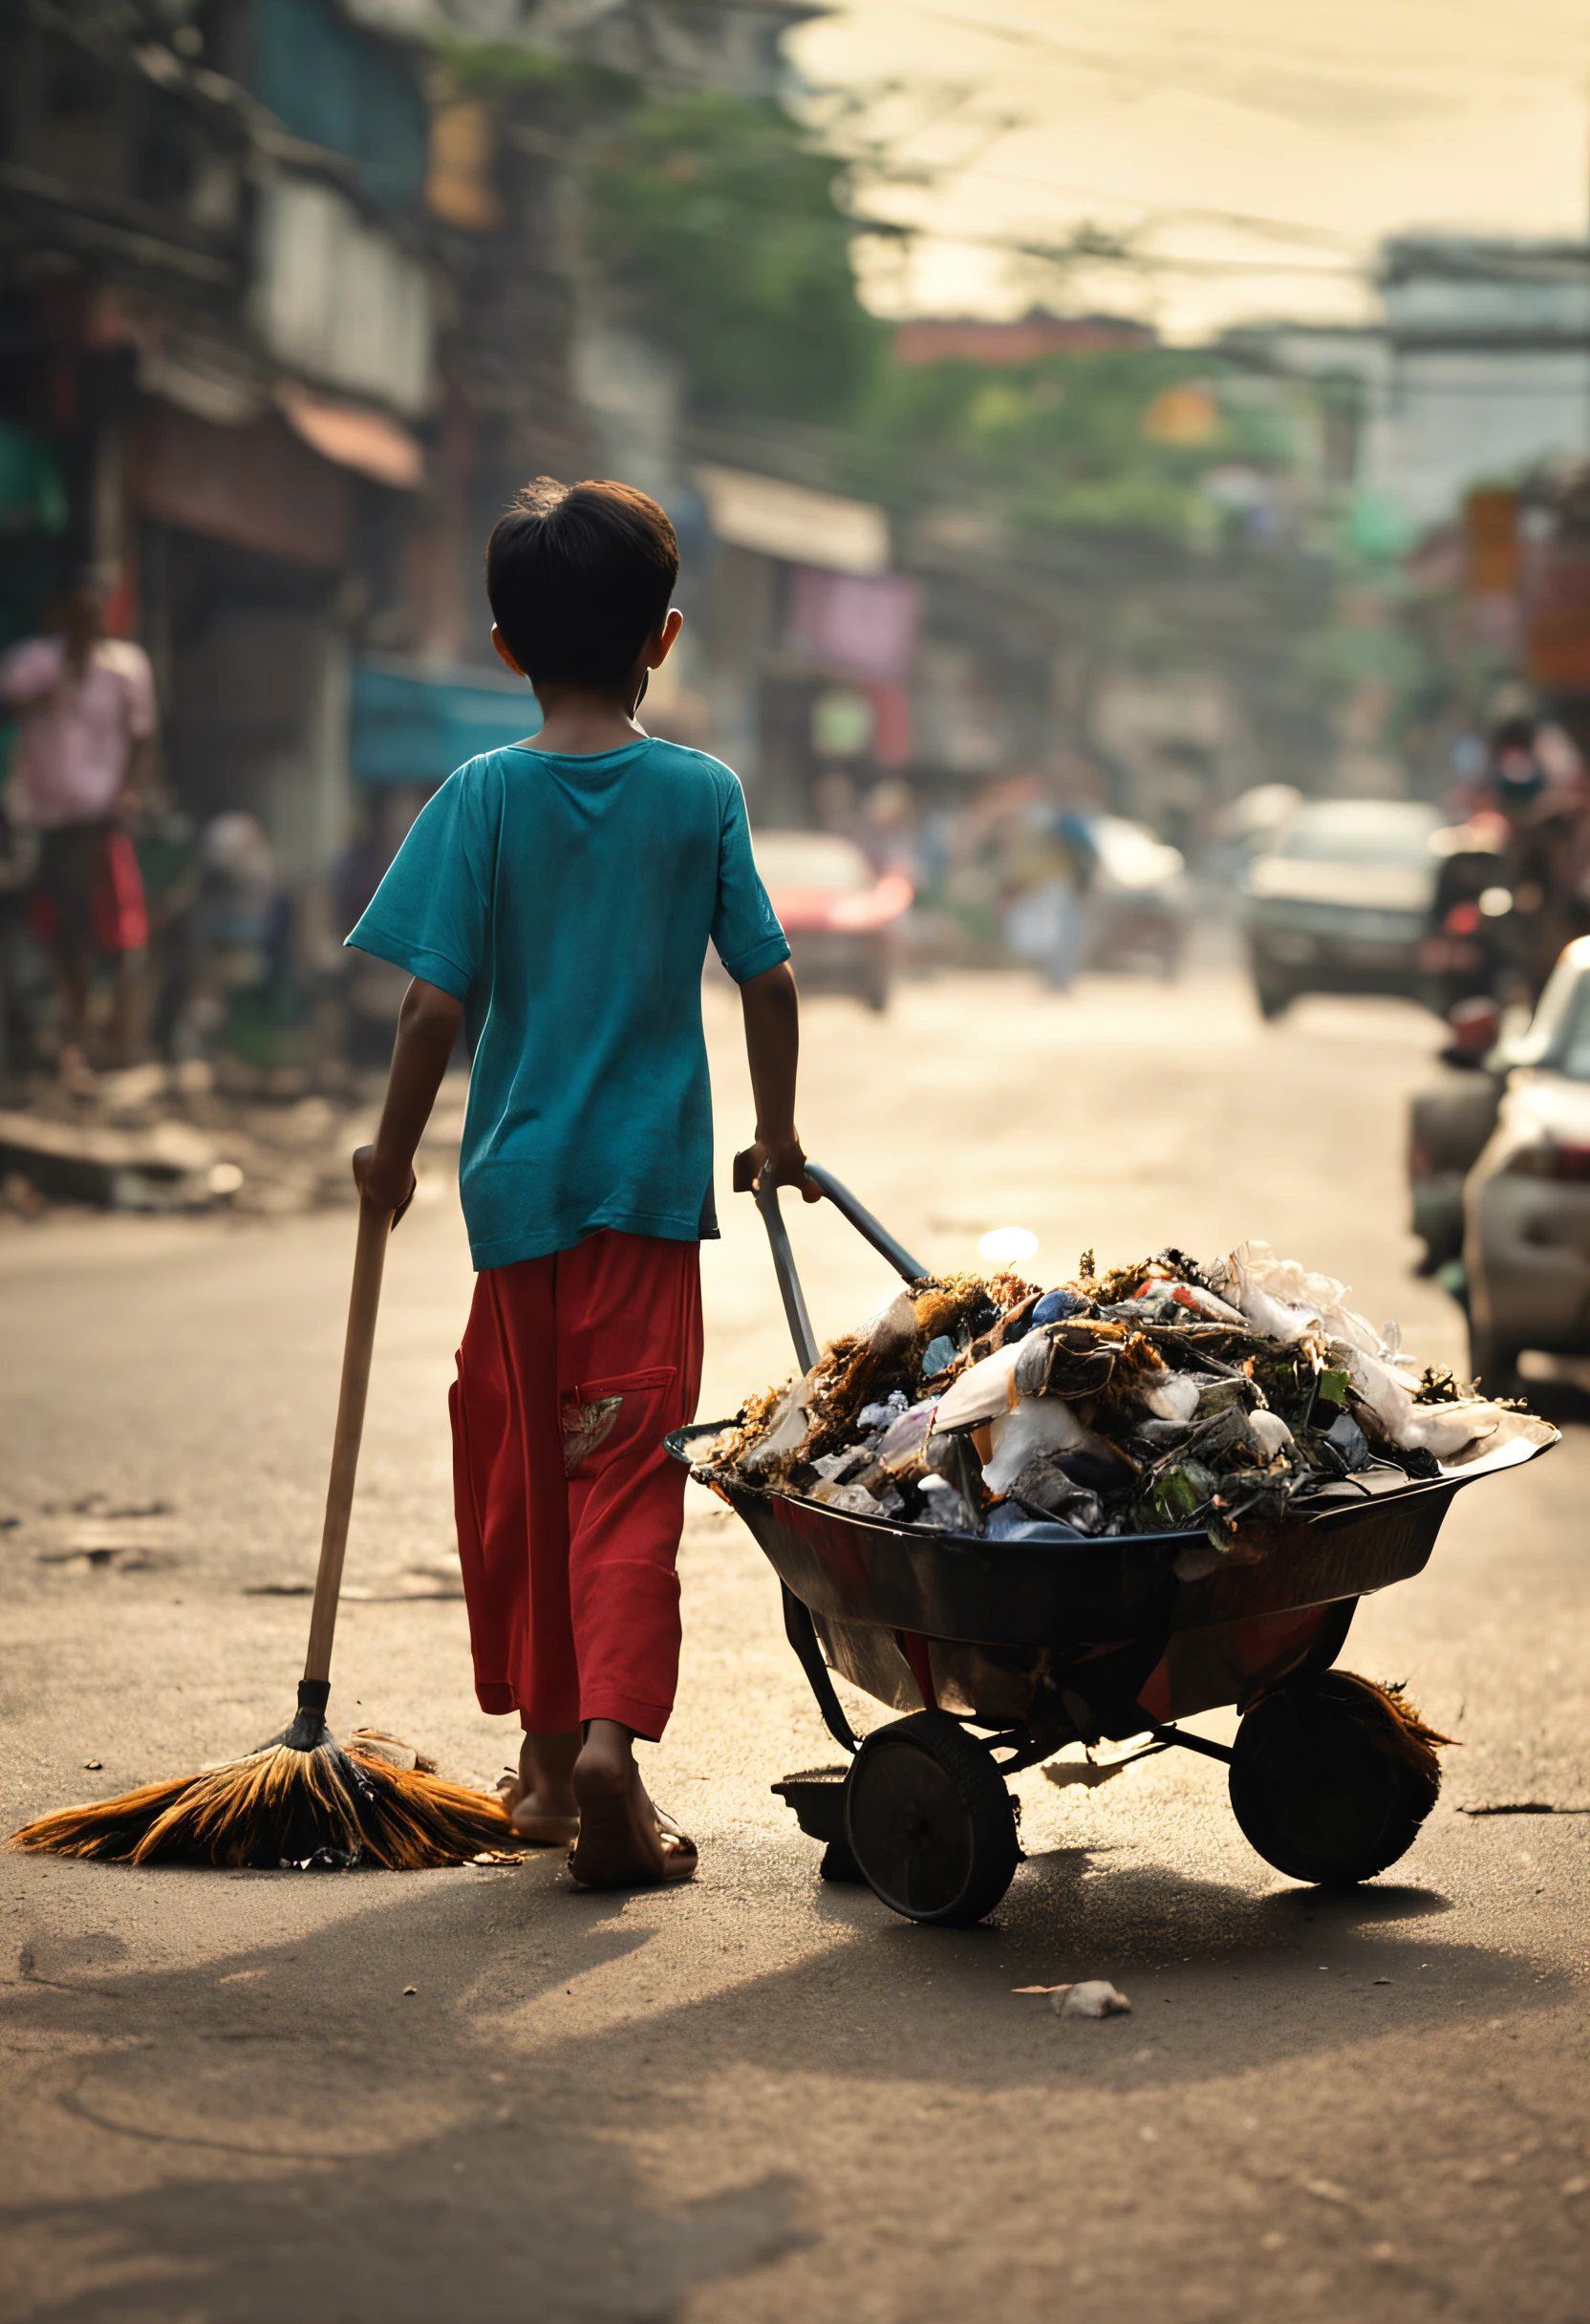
[303, 1196, 394, 1687]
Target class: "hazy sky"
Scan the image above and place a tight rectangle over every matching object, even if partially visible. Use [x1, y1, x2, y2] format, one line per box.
[789, 0, 1590, 339]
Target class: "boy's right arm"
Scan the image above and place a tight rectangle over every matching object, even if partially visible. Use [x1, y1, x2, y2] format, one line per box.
[353, 976, 464, 1222]
[732, 959, 818, 1199]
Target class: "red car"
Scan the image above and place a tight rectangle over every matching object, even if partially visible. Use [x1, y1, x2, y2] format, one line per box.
[752, 832, 913, 1012]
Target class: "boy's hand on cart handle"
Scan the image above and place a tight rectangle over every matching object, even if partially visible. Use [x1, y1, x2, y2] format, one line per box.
[734, 1135, 820, 1200]
[352, 1144, 416, 1228]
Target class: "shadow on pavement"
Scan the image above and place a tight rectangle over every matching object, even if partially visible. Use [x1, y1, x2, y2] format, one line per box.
[2, 1830, 1572, 2321]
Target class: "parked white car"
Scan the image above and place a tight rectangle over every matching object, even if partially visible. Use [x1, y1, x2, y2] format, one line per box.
[1465, 935, 1590, 1391]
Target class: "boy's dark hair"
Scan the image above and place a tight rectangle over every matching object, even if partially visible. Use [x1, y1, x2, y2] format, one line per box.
[485, 478, 678, 689]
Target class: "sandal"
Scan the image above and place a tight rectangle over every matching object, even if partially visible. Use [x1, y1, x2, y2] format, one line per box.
[567, 1778, 698, 1890]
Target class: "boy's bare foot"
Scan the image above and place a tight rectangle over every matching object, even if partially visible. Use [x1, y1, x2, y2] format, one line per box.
[495, 1727, 581, 1846]
[569, 1721, 697, 1889]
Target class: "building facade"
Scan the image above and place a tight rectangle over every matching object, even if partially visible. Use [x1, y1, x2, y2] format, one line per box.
[1235, 236, 1590, 548]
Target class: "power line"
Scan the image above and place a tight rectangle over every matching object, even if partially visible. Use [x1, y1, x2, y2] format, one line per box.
[935, 163, 1367, 254]
[904, 3, 1590, 97]
[853, 210, 1364, 278]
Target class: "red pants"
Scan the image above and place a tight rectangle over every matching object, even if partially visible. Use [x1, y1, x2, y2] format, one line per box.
[31, 820, 148, 965]
[450, 1231, 702, 1740]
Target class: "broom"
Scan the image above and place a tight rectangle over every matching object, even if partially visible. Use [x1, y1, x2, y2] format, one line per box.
[9, 1196, 520, 1870]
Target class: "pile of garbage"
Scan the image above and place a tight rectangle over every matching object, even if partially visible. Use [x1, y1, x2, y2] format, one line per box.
[700, 1242, 1540, 1569]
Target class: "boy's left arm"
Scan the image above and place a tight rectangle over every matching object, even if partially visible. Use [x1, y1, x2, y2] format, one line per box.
[732, 958, 818, 1199]
[353, 976, 465, 1223]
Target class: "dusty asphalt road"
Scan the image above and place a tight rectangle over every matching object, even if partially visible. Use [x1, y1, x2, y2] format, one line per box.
[2, 960, 1586, 2324]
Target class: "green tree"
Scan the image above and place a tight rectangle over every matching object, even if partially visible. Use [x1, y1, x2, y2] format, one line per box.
[853, 350, 1297, 539]
[583, 92, 886, 421]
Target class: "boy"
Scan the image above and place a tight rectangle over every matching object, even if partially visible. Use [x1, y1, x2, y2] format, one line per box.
[347, 478, 811, 1889]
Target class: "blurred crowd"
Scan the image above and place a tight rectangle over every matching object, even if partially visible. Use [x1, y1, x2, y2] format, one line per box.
[0, 581, 1197, 1091]
[17, 573, 1581, 1095]
[809, 762, 1186, 990]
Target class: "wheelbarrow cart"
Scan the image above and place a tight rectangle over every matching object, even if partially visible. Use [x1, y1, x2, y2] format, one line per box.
[668, 1167, 1557, 1926]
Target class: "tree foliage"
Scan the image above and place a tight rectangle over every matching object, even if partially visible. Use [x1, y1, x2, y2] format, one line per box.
[583, 92, 887, 422]
[854, 351, 1299, 540]
[437, 41, 1313, 546]
[580, 92, 1303, 542]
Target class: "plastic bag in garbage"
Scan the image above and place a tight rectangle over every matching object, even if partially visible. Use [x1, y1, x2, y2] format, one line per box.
[702, 1240, 1548, 1555]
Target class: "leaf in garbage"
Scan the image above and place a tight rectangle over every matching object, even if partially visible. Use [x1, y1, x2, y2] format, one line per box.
[1313, 1366, 1350, 1410]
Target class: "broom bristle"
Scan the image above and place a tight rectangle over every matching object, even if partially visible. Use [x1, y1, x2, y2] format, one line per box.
[1356, 1675, 1457, 1777]
[9, 1739, 521, 1870]
[8, 1774, 202, 1861]
[343, 1746, 523, 1870]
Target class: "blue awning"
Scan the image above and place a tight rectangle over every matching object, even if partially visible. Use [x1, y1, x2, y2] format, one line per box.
[351, 656, 540, 786]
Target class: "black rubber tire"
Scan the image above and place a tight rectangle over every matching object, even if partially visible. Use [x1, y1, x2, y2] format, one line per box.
[1254, 974, 1294, 1022]
[1229, 1670, 1441, 1887]
[844, 1711, 1020, 1926]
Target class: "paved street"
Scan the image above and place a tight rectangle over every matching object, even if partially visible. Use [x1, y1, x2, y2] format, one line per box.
[2, 958, 1586, 2324]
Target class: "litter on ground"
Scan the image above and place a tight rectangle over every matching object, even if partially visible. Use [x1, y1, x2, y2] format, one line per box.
[1054, 1981, 1133, 2018]
[1011, 1980, 1133, 2015]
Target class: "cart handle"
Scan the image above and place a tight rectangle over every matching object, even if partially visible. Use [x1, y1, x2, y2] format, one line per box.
[752, 1162, 927, 1760]
[755, 1161, 928, 1375]
[805, 1163, 930, 1286]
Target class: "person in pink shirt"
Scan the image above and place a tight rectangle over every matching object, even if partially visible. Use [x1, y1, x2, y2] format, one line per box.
[0, 579, 155, 1073]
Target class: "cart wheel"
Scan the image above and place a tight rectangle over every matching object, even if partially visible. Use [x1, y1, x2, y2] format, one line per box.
[845, 1711, 1020, 1926]
[1229, 1670, 1442, 1887]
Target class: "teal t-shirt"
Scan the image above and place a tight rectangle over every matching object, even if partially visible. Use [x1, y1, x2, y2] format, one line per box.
[346, 737, 789, 1269]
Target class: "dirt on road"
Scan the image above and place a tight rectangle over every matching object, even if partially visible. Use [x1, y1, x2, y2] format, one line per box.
[2, 966, 1585, 2324]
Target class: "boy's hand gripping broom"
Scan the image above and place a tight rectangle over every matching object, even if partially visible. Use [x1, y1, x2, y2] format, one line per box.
[9, 1198, 519, 1870]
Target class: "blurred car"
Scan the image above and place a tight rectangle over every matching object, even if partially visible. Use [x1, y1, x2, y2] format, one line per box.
[752, 831, 913, 1012]
[1206, 782, 1303, 890]
[1245, 798, 1442, 1019]
[1085, 816, 1191, 978]
[1461, 936, 1590, 1392]
[1407, 997, 1509, 1274]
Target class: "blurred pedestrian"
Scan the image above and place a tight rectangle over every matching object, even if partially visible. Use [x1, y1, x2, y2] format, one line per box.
[0, 576, 154, 1076]
[123, 788, 204, 1063]
[859, 777, 921, 881]
[999, 783, 1099, 991]
[1479, 716, 1590, 1004]
[811, 769, 859, 842]
[178, 811, 293, 1059]
[0, 785, 39, 1087]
